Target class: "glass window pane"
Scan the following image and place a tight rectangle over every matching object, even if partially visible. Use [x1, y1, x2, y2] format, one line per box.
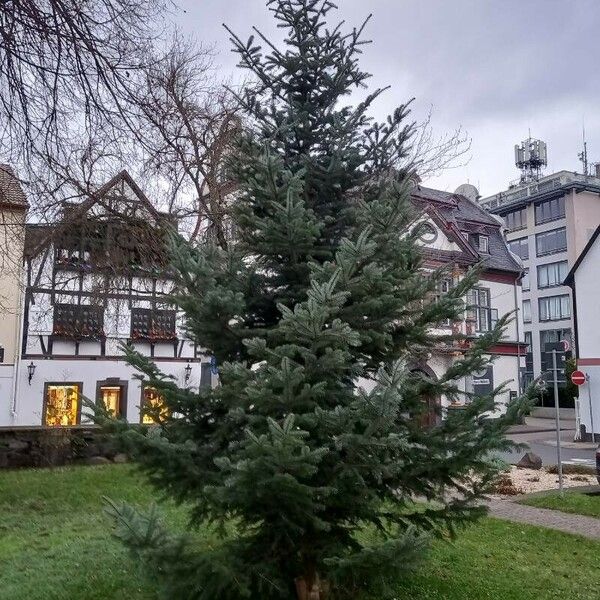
[200, 363, 212, 388]
[536, 228, 566, 256]
[539, 295, 570, 321]
[142, 387, 169, 424]
[45, 385, 80, 426]
[535, 197, 565, 224]
[537, 261, 568, 288]
[100, 386, 121, 416]
[522, 300, 531, 322]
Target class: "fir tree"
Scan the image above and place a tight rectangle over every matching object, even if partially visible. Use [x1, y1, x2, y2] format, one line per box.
[97, 2, 533, 598]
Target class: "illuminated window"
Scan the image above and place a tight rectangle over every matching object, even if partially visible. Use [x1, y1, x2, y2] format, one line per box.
[141, 386, 169, 424]
[99, 386, 121, 416]
[44, 384, 81, 426]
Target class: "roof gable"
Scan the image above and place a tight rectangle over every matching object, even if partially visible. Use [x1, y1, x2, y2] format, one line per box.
[410, 186, 521, 274]
[0, 165, 28, 210]
[26, 171, 167, 259]
[413, 204, 481, 265]
[66, 170, 162, 224]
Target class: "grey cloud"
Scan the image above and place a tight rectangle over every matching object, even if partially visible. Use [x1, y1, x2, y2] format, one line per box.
[175, 0, 600, 194]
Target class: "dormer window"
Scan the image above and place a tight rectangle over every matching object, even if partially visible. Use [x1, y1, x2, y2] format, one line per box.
[478, 235, 489, 253]
[466, 233, 489, 254]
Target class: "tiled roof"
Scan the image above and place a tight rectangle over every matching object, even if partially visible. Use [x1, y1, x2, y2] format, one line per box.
[0, 165, 28, 208]
[412, 185, 522, 274]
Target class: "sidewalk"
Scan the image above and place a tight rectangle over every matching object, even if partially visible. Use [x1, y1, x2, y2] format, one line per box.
[487, 498, 600, 540]
[507, 416, 576, 435]
[538, 438, 597, 450]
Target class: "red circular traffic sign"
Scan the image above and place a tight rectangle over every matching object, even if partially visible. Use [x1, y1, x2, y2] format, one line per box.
[562, 339, 570, 352]
[571, 370, 586, 386]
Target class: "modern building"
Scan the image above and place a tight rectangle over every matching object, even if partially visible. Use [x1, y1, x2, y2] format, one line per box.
[3, 170, 214, 427]
[565, 225, 600, 440]
[0, 165, 28, 415]
[391, 183, 526, 423]
[480, 169, 600, 385]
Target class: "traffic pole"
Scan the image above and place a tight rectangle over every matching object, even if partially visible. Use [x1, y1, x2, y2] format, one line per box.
[552, 350, 564, 494]
[586, 373, 595, 444]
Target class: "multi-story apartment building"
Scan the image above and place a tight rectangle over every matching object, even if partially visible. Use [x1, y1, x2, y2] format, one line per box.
[3, 171, 214, 427]
[480, 170, 600, 384]
[0, 166, 28, 413]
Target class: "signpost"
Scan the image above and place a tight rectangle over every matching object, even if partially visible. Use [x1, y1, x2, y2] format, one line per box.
[551, 349, 564, 494]
[571, 370, 586, 386]
[542, 342, 569, 494]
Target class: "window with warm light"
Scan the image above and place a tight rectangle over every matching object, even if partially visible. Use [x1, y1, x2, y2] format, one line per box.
[99, 386, 121, 416]
[141, 387, 169, 424]
[44, 384, 81, 426]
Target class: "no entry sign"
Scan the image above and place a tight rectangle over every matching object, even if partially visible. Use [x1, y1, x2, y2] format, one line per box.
[571, 370, 586, 386]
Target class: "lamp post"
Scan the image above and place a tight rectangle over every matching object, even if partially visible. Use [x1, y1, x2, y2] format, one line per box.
[27, 361, 36, 385]
[184, 361, 192, 385]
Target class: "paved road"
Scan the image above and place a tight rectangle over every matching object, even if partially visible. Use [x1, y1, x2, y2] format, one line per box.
[500, 423, 597, 468]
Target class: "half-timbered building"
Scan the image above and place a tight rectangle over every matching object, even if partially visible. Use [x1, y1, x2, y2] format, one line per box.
[6, 171, 214, 427]
[405, 183, 526, 421]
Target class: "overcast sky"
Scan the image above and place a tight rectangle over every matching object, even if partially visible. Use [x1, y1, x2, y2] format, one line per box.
[174, 0, 600, 197]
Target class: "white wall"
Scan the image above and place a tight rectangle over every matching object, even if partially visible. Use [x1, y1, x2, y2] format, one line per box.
[5, 355, 214, 426]
[575, 236, 600, 361]
[573, 234, 600, 436]
[578, 365, 600, 439]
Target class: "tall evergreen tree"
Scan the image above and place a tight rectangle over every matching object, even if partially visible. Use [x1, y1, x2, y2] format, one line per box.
[99, 2, 532, 598]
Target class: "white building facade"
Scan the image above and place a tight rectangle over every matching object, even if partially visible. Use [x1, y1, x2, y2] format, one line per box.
[405, 185, 526, 422]
[565, 226, 600, 440]
[4, 171, 214, 428]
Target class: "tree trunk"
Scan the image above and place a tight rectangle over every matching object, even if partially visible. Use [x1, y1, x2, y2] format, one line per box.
[295, 574, 329, 600]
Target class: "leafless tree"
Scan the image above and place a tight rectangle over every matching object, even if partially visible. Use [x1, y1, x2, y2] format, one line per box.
[0, 0, 168, 161]
[408, 106, 471, 181]
[123, 38, 240, 246]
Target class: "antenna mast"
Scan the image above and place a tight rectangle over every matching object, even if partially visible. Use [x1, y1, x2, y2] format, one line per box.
[578, 123, 589, 176]
[514, 136, 547, 184]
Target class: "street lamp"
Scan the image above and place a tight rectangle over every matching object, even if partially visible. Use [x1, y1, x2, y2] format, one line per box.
[184, 361, 192, 385]
[27, 361, 36, 385]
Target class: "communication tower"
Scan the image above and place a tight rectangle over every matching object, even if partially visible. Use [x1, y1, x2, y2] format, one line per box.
[514, 137, 547, 183]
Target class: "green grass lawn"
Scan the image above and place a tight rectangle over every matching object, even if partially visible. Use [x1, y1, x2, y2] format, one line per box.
[1, 465, 599, 600]
[520, 490, 600, 519]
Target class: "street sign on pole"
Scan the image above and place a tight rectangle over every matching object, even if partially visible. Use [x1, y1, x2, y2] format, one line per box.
[541, 343, 571, 388]
[552, 350, 564, 494]
[571, 370, 586, 386]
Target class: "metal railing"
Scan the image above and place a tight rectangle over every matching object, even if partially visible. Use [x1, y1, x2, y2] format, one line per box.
[480, 171, 600, 212]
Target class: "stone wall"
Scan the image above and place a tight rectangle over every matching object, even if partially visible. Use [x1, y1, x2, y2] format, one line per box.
[0, 426, 124, 468]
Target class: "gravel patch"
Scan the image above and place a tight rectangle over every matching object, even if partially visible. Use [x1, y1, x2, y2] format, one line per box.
[490, 466, 597, 498]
